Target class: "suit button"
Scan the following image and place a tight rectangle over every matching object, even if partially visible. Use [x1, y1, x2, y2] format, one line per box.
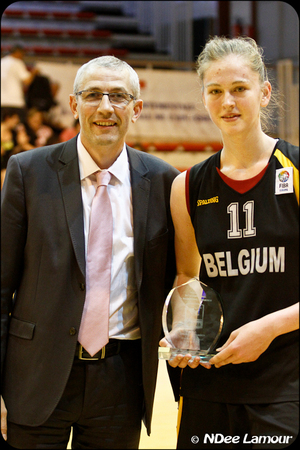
[69, 327, 77, 336]
[79, 283, 85, 291]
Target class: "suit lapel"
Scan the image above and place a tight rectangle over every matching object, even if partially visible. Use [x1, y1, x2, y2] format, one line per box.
[56, 142, 150, 283]
[57, 137, 86, 277]
[127, 146, 150, 290]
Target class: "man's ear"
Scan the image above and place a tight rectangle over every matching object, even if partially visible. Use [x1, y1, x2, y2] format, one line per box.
[131, 99, 143, 123]
[69, 94, 79, 119]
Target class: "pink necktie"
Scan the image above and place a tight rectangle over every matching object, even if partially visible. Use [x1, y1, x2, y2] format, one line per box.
[78, 170, 112, 357]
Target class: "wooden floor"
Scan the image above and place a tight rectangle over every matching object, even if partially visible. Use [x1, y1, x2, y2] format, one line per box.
[139, 360, 178, 449]
[67, 360, 178, 449]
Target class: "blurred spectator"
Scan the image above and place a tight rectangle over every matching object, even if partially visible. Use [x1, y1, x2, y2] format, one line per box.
[12, 123, 35, 155]
[1, 111, 36, 189]
[1, 165, 6, 190]
[1, 109, 20, 171]
[26, 74, 57, 112]
[25, 108, 55, 147]
[1, 45, 39, 122]
[59, 119, 80, 142]
[45, 81, 75, 131]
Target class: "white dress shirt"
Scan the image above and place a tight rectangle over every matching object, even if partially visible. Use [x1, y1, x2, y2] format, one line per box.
[77, 135, 140, 340]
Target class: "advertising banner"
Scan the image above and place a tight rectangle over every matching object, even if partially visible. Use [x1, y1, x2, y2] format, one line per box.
[129, 68, 221, 149]
[36, 62, 222, 150]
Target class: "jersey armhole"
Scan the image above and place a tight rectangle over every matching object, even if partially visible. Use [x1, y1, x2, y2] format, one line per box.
[185, 168, 191, 215]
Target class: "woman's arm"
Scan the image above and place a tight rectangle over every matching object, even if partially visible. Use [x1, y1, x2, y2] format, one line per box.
[209, 303, 299, 368]
[159, 172, 207, 368]
[170, 171, 201, 285]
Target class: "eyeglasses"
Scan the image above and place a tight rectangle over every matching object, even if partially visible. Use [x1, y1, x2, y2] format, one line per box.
[75, 90, 136, 108]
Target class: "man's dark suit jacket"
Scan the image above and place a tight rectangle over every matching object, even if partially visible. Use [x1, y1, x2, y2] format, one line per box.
[1, 136, 179, 435]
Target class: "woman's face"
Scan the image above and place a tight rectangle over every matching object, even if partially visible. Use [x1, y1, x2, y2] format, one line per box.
[27, 111, 43, 131]
[6, 114, 20, 129]
[202, 54, 271, 138]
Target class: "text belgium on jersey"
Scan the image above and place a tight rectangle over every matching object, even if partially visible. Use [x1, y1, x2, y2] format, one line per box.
[203, 247, 285, 277]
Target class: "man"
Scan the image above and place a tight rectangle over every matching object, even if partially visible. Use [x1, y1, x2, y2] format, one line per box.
[1, 56, 179, 448]
[1, 45, 38, 122]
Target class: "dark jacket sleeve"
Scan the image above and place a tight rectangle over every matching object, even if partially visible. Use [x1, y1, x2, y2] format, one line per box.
[1, 155, 28, 375]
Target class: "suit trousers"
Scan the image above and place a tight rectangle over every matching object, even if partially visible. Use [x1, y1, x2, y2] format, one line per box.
[7, 339, 143, 449]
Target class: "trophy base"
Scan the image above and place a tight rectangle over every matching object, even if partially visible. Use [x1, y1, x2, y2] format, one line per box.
[158, 346, 215, 363]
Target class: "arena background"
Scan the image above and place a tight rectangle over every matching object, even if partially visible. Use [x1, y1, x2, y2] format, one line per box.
[1, 1, 298, 448]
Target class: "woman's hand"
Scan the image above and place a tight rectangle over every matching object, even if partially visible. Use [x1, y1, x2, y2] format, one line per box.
[209, 318, 276, 368]
[1, 396, 7, 441]
[210, 303, 299, 368]
[159, 337, 211, 369]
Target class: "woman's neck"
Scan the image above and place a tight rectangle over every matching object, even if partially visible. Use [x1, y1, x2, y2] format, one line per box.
[220, 130, 277, 180]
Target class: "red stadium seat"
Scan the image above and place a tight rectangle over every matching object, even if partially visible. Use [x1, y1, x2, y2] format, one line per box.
[57, 47, 80, 55]
[18, 28, 39, 36]
[28, 10, 48, 19]
[91, 30, 112, 38]
[1, 27, 14, 35]
[81, 48, 106, 57]
[31, 46, 54, 55]
[43, 29, 64, 37]
[52, 11, 72, 19]
[67, 30, 87, 38]
[111, 48, 129, 57]
[75, 11, 96, 20]
[3, 9, 23, 17]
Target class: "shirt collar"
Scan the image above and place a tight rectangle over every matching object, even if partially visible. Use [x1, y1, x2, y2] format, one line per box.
[77, 134, 128, 184]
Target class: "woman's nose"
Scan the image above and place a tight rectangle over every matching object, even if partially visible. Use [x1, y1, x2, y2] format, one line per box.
[222, 91, 235, 108]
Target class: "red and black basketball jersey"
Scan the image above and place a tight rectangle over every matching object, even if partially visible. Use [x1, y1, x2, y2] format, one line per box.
[182, 139, 299, 404]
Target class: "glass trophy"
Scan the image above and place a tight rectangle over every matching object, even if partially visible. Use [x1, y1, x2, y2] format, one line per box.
[158, 278, 224, 362]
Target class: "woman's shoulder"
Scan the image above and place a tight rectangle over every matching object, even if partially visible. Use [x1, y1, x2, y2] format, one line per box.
[274, 139, 299, 168]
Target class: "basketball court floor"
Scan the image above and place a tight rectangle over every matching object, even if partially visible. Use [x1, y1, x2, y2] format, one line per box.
[139, 360, 178, 449]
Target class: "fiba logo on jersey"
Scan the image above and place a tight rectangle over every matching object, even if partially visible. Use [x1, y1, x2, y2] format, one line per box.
[275, 167, 293, 195]
[278, 170, 290, 183]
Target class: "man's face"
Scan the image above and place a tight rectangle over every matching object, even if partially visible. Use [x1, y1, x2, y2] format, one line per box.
[70, 67, 142, 158]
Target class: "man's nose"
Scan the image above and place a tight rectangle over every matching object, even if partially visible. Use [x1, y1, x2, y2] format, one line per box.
[96, 94, 114, 112]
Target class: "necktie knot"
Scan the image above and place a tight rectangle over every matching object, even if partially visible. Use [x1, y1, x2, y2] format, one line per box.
[96, 170, 111, 187]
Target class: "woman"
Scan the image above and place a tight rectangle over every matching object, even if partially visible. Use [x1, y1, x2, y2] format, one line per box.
[160, 36, 299, 448]
[25, 108, 54, 147]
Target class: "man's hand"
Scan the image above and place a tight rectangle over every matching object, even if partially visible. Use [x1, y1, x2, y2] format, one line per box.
[1, 396, 7, 441]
